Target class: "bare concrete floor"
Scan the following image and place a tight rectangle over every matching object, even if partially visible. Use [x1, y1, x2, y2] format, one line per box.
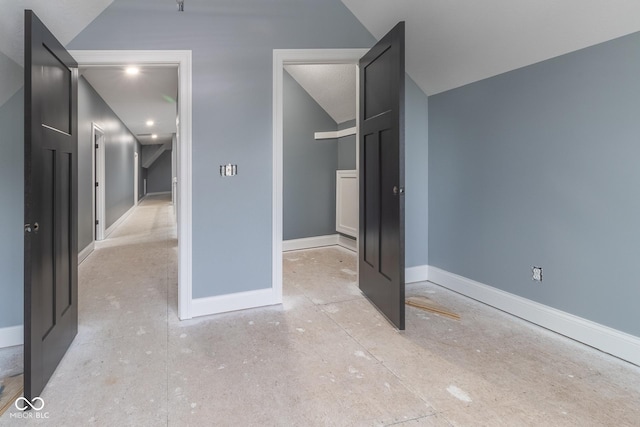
[2, 194, 640, 426]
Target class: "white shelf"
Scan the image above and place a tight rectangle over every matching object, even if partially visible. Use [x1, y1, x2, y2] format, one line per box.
[314, 126, 356, 140]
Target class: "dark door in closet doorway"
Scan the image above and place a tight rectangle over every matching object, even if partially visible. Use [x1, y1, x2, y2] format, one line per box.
[24, 9, 79, 401]
[358, 22, 406, 330]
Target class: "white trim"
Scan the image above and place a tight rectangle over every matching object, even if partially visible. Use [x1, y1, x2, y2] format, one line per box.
[0, 325, 23, 348]
[70, 50, 193, 320]
[337, 234, 357, 252]
[78, 242, 95, 265]
[282, 234, 357, 253]
[336, 169, 358, 238]
[144, 191, 172, 196]
[134, 151, 139, 205]
[191, 288, 280, 318]
[92, 123, 105, 241]
[104, 205, 135, 238]
[406, 265, 429, 284]
[428, 266, 640, 366]
[273, 48, 368, 308]
[283, 235, 340, 252]
[314, 126, 357, 140]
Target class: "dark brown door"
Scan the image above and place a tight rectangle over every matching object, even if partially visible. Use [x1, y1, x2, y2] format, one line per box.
[359, 22, 405, 330]
[24, 10, 78, 400]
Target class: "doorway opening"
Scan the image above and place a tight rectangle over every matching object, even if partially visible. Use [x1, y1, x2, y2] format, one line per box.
[71, 50, 193, 320]
[272, 49, 368, 301]
[134, 151, 139, 206]
[92, 123, 105, 241]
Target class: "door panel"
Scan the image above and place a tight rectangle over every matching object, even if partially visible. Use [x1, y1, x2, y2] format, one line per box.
[363, 132, 380, 269]
[24, 10, 78, 401]
[359, 22, 405, 330]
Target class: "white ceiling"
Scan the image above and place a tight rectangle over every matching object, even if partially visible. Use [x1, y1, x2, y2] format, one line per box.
[81, 66, 178, 145]
[341, 0, 640, 95]
[285, 64, 357, 124]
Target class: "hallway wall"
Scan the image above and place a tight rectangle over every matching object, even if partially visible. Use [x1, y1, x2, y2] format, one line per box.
[78, 76, 139, 250]
[146, 150, 173, 194]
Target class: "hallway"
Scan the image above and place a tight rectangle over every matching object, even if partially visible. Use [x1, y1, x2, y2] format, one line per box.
[2, 194, 640, 426]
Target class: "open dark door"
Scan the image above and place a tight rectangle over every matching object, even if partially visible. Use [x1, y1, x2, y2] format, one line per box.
[359, 22, 405, 330]
[24, 10, 78, 400]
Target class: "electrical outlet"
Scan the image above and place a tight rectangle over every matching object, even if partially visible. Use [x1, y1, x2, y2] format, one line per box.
[532, 266, 543, 281]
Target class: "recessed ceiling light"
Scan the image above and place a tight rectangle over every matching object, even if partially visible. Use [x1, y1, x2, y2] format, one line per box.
[151, 134, 158, 139]
[125, 66, 140, 75]
[146, 120, 155, 127]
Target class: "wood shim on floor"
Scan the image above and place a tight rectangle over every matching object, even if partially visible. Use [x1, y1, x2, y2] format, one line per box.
[406, 296, 461, 320]
[0, 373, 23, 416]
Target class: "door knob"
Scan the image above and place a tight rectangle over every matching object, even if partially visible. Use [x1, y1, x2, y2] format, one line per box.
[393, 186, 405, 196]
[25, 222, 39, 233]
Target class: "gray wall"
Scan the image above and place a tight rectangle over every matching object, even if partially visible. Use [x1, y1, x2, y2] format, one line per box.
[147, 149, 173, 194]
[283, 71, 338, 240]
[68, 0, 378, 298]
[0, 88, 24, 329]
[405, 75, 429, 268]
[428, 32, 640, 336]
[78, 77, 138, 250]
[337, 119, 356, 170]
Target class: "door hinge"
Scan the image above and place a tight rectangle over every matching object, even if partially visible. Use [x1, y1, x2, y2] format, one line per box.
[95, 182, 99, 187]
[95, 220, 99, 225]
[95, 143, 99, 149]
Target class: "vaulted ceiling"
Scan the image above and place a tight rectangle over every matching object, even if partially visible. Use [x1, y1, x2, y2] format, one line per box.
[285, 64, 357, 124]
[1, 0, 639, 121]
[341, 0, 640, 95]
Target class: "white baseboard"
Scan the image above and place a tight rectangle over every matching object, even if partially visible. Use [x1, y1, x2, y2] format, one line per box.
[191, 288, 280, 318]
[283, 234, 358, 253]
[0, 325, 23, 348]
[428, 266, 640, 366]
[406, 265, 429, 284]
[145, 191, 171, 196]
[283, 234, 340, 252]
[78, 242, 95, 265]
[337, 235, 357, 252]
[104, 205, 135, 238]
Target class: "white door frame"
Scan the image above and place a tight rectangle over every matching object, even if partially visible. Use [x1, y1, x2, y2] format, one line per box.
[71, 50, 193, 320]
[272, 49, 367, 302]
[134, 151, 139, 205]
[92, 123, 106, 241]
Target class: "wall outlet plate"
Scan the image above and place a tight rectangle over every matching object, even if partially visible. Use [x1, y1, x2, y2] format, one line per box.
[532, 266, 543, 281]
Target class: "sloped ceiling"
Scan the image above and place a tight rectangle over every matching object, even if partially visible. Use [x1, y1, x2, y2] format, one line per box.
[285, 64, 357, 124]
[3, 0, 639, 101]
[0, 0, 114, 65]
[341, 0, 640, 95]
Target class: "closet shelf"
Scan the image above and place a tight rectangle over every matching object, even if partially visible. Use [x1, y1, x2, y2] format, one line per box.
[314, 126, 356, 140]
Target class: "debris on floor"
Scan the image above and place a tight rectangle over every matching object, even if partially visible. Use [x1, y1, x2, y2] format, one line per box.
[0, 373, 23, 416]
[406, 296, 460, 320]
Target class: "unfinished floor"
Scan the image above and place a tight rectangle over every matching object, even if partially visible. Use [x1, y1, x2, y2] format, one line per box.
[1, 194, 640, 426]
